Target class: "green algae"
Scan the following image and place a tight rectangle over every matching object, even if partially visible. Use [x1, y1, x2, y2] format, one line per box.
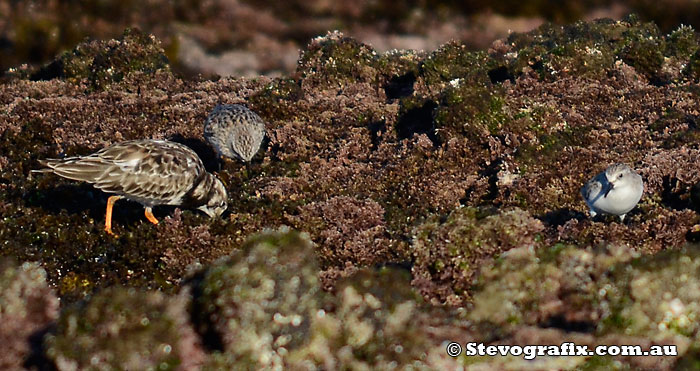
[416, 44, 510, 142]
[0, 259, 58, 369]
[31, 28, 170, 90]
[420, 44, 496, 89]
[288, 267, 433, 369]
[516, 122, 592, 169]
[468, 244, 639, 328]
[412, 207, 544, 304]
[576, 355, 632, 370]
[189, 227, 321, 368]
[297, 31, 380, 89]
[666, 25, 700, 58]
[618, 21, 666, 81]
[3, 16, 700, 369]
[45, 286, 203, 370]
[498, 16, 695, 83]
[248, 78, 304, 122]
[433, 81, 508, 142]
[601, 248, 700, 340]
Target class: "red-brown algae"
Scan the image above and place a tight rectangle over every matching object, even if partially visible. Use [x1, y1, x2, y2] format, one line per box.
[3, 17, 700, 368]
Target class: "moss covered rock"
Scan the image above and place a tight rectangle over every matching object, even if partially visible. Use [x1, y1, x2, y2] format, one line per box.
[469, 244, 639, 329]
[289, 267, 452, 369]
[45, 287, 204, 370]
[189, 227, 321, 369]
[492, 16, 688, 83]
[297, 31, 380, 89]
[31, 28, 170, 90]
[412, 207, 544, 305]
[0, 259, 58, 370]
[5, 18, 700, 303]
[465, 244, 700, 369]
[601, 247, 700, 341]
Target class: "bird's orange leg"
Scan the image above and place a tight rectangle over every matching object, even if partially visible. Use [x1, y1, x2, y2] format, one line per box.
[105, 196, 123, 236]
[144, 207, 159, 225]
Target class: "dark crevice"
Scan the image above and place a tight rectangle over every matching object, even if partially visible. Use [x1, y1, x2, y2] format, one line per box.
[541, 315, 596, 333]
[531, 59, 544, 71]
[256, 135, 271, 163]
[686, 228, 700, 243]
[690, 181, 700, 213]
[373, 261, 413, 274]
[23, 324, 57, 371]
[459, 189, 473, 206]
[384, 72, 416, 99]
[660, 175, 689, 211]
[487, 66, 513, 84]
[537, 208, 585, 227]
[30, 59, 65, 81]
[184, 272, 225, 352]
[368, 120, 386, 150]
[477, 159, 502, 203]
[25, 183, 104, 219]
[396, 100, 438, 144]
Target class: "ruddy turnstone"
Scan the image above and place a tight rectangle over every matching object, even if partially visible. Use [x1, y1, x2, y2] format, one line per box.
[581, 163, 643, 222]
[204, 104, 266, 162]
[34, 139, 228, 235]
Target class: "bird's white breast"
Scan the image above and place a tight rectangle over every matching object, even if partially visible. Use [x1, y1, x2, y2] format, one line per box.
[590, 181, 643, 215]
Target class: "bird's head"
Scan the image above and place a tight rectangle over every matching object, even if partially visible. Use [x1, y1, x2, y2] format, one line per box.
[199, 176, 228, 218]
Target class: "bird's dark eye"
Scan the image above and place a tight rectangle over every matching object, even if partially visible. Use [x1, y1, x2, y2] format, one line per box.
[618, 174, 623, 178]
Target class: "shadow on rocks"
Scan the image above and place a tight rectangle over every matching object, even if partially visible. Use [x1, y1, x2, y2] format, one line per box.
[538, 208, 586, 227]
[169, 134, 219, 173]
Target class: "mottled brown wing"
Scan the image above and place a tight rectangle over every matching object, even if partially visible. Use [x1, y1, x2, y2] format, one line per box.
[38, 156, 115, 182]
[581, 172, 604, 202]
[40, 140, 205, 205]
[91, 140, 205, 204]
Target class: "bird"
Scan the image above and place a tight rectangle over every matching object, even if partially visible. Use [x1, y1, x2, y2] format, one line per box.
[204, 104, 266, 162]
[581, 163, 643, 222]
[33, 139, 228, 236]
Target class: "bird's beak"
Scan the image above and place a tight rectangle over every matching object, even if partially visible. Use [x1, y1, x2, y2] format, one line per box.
[198, 206, 215, 218]
[603, 181, 615, 197]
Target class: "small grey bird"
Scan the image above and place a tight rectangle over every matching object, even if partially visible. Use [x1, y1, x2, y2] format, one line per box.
[204, 104, 266, 162]
[581, 163, 643, 222]
[33, 140, 228, 235]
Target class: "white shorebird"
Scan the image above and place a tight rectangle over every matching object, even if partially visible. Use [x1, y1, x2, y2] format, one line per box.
[581, 163, 643, 222]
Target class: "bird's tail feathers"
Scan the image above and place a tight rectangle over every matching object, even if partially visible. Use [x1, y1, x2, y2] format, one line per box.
[32, 157, 110, 183]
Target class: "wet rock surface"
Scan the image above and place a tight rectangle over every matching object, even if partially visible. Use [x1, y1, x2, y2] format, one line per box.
[3, 17, 700, 368]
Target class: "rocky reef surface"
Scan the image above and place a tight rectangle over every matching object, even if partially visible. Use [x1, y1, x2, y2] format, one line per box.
[3, 16, 700, 369]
